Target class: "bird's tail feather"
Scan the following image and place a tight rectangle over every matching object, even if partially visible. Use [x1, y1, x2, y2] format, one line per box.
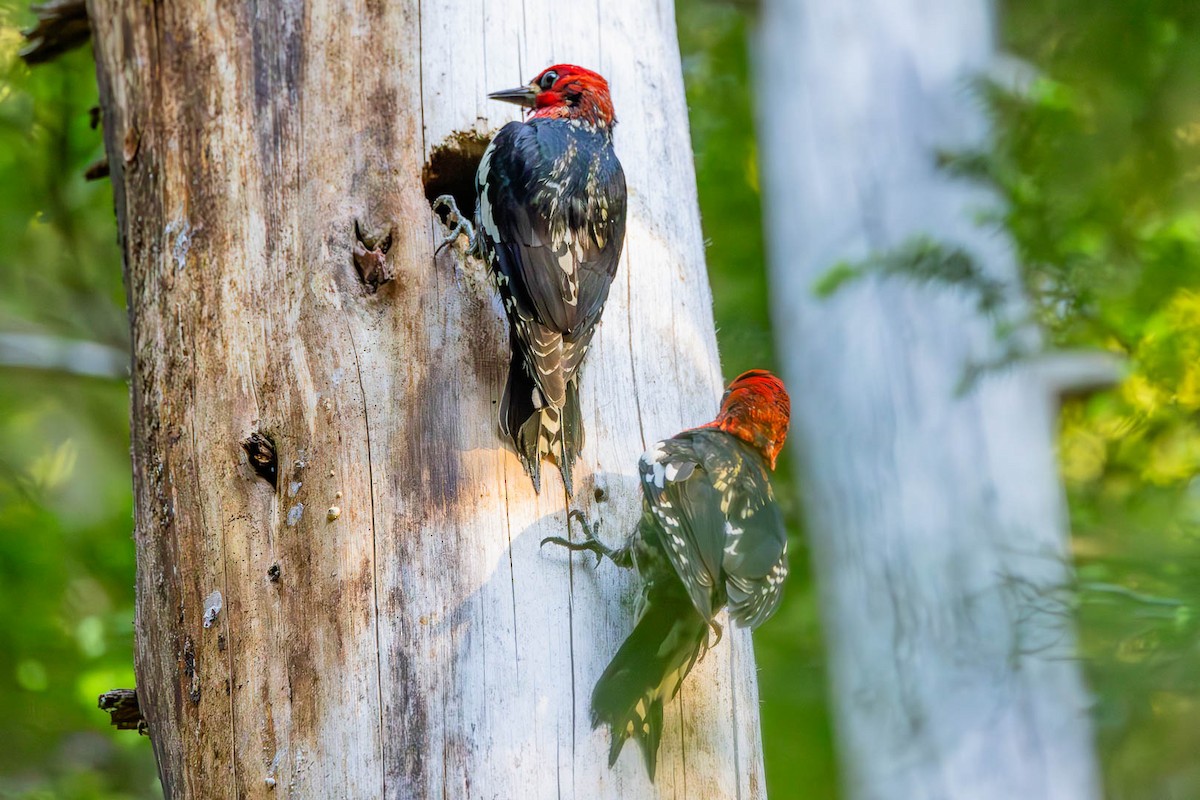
[560, 377, 583, 486]
[590, 589, 708, 780]
[500, 356, 583, 495]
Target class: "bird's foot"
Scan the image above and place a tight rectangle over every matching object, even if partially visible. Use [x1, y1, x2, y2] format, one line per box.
[541, 510, 613, 567]
[431, 194, 479, 256]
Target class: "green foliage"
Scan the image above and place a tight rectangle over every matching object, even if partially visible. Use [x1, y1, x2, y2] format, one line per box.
[983, 1, 1200, 796]
[812, 236, 1008, 315]
[678, 2, 775, 377]
[0, 2, 157, 797]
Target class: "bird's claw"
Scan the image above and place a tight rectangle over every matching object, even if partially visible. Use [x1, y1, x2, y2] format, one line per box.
[432, 194, 478, 255]
[541, 510, 607, 566]
[699, 620, 724, 663]
[570, 509, 605, 566]
[568, 509, 601, 540]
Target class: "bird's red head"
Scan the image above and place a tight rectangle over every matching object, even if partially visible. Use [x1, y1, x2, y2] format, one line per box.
[488, 64, 616, 128]
[706, 370, 791, 469]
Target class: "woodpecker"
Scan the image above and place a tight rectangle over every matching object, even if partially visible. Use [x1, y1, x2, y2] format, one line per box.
[542, 369, 791, 779]
[434, 65, 627, 496]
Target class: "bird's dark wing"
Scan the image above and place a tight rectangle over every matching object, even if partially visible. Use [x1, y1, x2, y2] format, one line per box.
[716, 470, 788, 629]
[478, 120, 626, 341]
[640, 431, 789, 628]
[639, 435, 727, 622]
[696, 433, 789, 628]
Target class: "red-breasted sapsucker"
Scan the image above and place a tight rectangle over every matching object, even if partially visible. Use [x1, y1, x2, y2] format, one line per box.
[435, 65, 627, 496]
[543, 369, 792, 779]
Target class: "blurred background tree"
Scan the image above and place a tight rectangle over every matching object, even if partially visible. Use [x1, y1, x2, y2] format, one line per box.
[1, 0, 1198, 797]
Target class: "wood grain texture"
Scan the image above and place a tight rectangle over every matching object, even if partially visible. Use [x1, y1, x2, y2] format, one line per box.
[88, 0, 765, 796]
[756, 1, 1101, 799]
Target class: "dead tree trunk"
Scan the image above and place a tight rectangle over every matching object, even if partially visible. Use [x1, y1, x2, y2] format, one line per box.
[89, 1, 764, 797]
[756, 1, 1101, 798]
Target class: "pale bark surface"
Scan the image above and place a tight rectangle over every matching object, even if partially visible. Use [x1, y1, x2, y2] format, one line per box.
[89, 1, 764, 797]
[756, 1, 1101, 799]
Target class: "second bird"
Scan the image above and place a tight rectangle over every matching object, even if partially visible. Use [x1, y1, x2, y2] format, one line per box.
[461, 64, 627, 495]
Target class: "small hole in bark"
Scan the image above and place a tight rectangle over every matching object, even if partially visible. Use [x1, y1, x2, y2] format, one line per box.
[423, 131, 490, 225]
[267, 563, 281, 583]
[122, 126, 140, 164]
[183, 637, 200, 704]
[353, 219, 393, 253]
[594, 487, 607, 503]
[242, 432, 278, 488]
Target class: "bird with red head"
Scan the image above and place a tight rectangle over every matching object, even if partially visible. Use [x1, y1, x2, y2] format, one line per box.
[434, 64, 627, 496]
[704, 369, 792, 469]
[542, 369, 792, 779]
[487, 64, 617, 127]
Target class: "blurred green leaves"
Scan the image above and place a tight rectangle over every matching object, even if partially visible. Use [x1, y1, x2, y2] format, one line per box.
[989, 1, 1200, 796]
[812, 236, 1008, 316]
[0, 1, 155, 797]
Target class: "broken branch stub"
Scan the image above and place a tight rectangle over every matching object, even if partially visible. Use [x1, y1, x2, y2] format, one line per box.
[352, 221, 395, 292]
[19, 0, 90, 66]
[85, 159, 110, 181]
[98, 688, 147, 734]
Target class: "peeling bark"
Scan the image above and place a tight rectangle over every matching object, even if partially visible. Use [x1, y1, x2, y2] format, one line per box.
[89, 0, 766, 796]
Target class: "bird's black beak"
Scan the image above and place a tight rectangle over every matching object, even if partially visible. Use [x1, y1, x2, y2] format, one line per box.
[488, 84, 538, 108]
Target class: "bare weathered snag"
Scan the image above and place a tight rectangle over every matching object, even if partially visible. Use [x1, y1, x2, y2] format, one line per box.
[90, 0, 766, 797]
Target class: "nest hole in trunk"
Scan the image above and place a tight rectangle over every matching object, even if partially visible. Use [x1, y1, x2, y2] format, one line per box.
[423, 131, 491, 225]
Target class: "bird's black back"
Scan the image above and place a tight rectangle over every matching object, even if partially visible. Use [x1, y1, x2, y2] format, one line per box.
[478, 117, 626, 352]
[475, 116, 627, 493]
